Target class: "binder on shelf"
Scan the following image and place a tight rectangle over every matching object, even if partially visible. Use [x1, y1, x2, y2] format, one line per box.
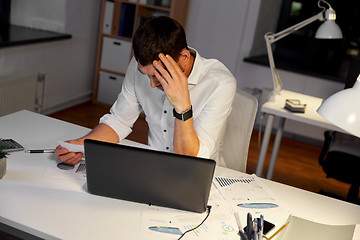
[118, 3, 136, 38]
[102, 1, 114, 34]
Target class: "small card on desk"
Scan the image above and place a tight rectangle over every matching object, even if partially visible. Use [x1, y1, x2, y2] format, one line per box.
[284, 99, 306, 113]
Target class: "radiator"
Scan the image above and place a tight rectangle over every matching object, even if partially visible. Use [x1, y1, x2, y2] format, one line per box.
[0, 72, 44, 117]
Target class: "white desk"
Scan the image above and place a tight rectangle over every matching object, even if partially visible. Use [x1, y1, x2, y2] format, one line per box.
[255, 90, 345, 179]
[1, 110, 359, 239]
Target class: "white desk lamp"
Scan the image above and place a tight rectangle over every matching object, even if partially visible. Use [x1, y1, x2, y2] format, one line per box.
[317, 74, 360, 138]
[265, 0, 343, 97]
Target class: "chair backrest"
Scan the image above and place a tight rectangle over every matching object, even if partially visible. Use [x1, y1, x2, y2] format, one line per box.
[219, 89, 258, 172]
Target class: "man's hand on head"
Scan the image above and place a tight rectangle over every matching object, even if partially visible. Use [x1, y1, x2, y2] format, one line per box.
[153, 53, 191, 113]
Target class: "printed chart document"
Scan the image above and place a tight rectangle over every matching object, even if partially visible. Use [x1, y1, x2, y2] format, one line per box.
[45, 159, 86, 180]
[139, 171, 291, 240]
[140, 204, 239, 240]
[213, 172, 291, 239]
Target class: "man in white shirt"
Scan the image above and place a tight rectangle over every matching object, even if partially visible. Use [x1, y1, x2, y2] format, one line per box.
[55, 16, 236, 165]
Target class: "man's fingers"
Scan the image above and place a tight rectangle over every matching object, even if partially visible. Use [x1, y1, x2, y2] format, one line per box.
[154, 68, 168, 89]
[59, 152, 83, 165]
[54, 145, 68, 156]
[164, 54, 183, 75]
[153, 60, 173, 82]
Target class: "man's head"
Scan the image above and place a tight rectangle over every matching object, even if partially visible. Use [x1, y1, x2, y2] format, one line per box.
[132, 16, 188, 66]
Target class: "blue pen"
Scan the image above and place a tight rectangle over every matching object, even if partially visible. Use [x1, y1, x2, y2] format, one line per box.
[259, 215, 264, 240]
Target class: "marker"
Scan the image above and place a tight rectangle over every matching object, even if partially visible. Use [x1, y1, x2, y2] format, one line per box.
[247, 213, 253, 240]
[25, 149, 55, 153]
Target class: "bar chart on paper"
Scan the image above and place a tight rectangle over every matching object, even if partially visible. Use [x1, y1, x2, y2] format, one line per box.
[214, 174, 278, 203]
[215, 176, 254, 188]
[182, 224, 209, 236]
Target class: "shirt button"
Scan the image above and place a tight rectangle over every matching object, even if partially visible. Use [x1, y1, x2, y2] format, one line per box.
[164, 110, 167, 114]
[166, 147, 169, 150]
[164, 129, 167, 132]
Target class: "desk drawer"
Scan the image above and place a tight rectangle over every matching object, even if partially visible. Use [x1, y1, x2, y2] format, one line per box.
[100, 37, 131, 73]
[97, 71, 124, 105]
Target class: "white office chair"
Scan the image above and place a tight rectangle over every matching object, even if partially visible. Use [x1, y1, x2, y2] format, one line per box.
[218, 89, 258, 172]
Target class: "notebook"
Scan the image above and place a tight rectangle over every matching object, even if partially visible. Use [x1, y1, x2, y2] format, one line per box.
[84, 139, 216, 213]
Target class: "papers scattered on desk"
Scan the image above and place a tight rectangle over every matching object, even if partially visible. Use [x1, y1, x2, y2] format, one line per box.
[45, 159, 86, 180]
[212, 173, 290, 239]
[139, 171, 291, 240]
[140, 204, 239, 240]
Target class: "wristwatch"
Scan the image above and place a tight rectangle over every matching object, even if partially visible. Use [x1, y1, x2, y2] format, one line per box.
[173, 106, 193, 121]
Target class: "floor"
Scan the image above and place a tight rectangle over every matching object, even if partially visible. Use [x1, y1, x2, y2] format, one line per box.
[48, 101, 359, 205]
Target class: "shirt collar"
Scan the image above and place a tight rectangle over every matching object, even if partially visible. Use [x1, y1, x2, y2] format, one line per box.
[187, 47, 202, 85]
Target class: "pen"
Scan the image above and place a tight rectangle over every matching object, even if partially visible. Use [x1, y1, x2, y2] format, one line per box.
[259, 215, 264, 240]
[234, 212, 248, 240]
[25, 149, 55, 153]
[253, 218, 258, 240]
[247, 213, 252, 240]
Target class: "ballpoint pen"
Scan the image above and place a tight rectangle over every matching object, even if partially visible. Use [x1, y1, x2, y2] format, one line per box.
[259, 215, 264, 240]
[25, 149, 55, 153]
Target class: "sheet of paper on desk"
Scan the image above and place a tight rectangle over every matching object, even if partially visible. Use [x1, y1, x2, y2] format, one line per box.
[140, 206, 237, 240]
[140, 205, 239, 240]
[44, 159, 86, 180]
[213, 172, 290, 239]
[140, 206, 183, 240]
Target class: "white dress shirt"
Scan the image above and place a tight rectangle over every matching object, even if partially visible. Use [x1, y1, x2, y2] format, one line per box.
[100, 49, 236, 163]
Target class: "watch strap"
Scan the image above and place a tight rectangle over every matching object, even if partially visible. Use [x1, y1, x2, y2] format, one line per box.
[173, 106, 193, 121]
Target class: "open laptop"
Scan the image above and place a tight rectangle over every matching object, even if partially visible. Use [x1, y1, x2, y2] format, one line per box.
[84, 139, 216, 213]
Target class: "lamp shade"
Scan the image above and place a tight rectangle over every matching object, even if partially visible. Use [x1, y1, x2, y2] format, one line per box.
[315, 9, 343, 39]
[317, 78, 360, 138]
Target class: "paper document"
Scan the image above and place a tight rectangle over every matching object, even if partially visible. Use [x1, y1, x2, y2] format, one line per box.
[139, 205, 239, 240]
[57, 141, 84, 153]
[213, 172, 290, 239]
[45, 159, 86, 180]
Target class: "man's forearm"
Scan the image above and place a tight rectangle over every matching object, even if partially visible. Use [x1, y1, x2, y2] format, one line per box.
[78, 123, 119, 144]
[173, 118, 200, 157]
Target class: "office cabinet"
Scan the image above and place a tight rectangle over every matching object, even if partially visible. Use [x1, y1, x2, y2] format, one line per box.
[100, 37, 132, 73]
[93, 0, 191, 105]
[97, 71, 124, 105]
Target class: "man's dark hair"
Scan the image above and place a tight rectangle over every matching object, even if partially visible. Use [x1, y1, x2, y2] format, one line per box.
[132, 16, 188, 66]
